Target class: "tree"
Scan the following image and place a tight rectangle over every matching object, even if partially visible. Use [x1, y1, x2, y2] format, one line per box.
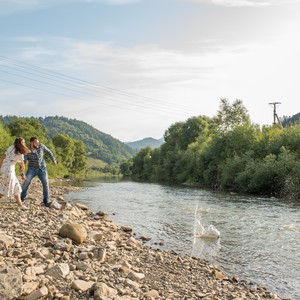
[120, 158, 133, 177]
[216, 98, 250, 132]
[70, 140, 87, 175]
[52, 134, 75, 169]
[131, 147, 153, 180]
[6, 117, 47, 143]
[0, 122, 13, 153]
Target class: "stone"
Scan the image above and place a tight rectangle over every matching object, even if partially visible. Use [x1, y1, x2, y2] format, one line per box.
[144, 289, 160, 298]
[128, 271, 145, 281]
[0, 233, 14, 248]
[93, 247, 106, 262]
[25, 266, 44, 276]
[54, 241, 72, 251]
[215, 270, 228, 280]
[0, 267, 22, 300]
[24, 286, 48, 300]
[45, 263, 70, 279]
[121, 225, 133, 232]
[51, 199, 62, 210]
[22, 282, 40, 295]
[91, 282, 118, 299]
[75, 203, 89, 210]
[58, 223, 87, 244]
[89, 231, 103, 241]
[71, 279, 94, 292]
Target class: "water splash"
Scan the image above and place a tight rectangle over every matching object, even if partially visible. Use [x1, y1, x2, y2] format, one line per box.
[192, 203, 221, 261]
[193, 203, 220, 239]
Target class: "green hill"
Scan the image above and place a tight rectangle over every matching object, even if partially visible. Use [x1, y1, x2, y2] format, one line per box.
[281, 112, 300, 127]
[38, 116, 135, 164]
[126, 137, 164, 152]
[0, 115, 135, 164]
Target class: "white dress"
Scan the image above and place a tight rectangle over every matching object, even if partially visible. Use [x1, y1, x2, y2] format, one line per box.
[0, 146, 24, 197]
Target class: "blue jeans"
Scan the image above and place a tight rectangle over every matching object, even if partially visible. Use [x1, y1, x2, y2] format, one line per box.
[21, 167, 49, 204]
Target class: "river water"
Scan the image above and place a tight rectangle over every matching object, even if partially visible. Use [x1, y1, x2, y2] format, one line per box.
[63, 179, 300, 300]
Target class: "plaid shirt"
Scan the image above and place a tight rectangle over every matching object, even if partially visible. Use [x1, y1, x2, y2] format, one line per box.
[24, 143, 55, 170]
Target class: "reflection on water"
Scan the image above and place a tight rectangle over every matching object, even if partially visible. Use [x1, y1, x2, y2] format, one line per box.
[63, 179, 299, 300]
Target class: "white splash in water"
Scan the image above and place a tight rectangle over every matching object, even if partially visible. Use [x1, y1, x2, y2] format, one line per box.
[194, 219, 220, 239]
[193, 203, 220, 239]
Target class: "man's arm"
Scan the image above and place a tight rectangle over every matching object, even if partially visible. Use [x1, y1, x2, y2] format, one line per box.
[41, 144, 57, 165]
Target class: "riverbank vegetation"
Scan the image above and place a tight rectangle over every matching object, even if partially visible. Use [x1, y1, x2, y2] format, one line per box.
[0, 117, 122, 178]
[121, 99, 300, 200]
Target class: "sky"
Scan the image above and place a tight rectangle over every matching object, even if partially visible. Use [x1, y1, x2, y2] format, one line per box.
[0, 0, 299, 142]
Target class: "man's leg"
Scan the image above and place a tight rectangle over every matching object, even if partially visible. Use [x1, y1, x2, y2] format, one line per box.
[38, 168, 49, 205]
[21, 167, 36, 202]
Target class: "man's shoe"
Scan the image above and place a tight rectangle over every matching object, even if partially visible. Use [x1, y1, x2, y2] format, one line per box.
[44, 202, 51, 207]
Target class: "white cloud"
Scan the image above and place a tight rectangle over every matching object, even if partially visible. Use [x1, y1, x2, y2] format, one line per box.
[184, 0, 300, 7]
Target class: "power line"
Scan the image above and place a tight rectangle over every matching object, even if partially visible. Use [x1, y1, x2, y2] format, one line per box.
[0, 55, 197, 118]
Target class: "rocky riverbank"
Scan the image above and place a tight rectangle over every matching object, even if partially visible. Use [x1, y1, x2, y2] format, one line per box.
[0, 178, 287, 300]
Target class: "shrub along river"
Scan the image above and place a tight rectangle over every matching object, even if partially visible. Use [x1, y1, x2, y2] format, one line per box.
[62, 178, 300, 299]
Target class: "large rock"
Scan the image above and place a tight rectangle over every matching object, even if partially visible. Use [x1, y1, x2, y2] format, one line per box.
[0, 267, 22, 300]
[58, 223, 87, 244]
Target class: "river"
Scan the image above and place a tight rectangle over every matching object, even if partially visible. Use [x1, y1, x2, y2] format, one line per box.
[62, 179, 300, 300]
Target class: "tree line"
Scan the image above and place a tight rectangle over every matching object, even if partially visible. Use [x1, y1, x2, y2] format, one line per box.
[121, 99, 300, 200]
[0, 117, 87, 178]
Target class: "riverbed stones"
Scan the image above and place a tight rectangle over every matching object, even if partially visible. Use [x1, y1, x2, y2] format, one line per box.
[0, 178, 285, 300]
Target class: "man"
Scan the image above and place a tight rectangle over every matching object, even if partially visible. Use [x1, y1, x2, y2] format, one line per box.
[21, 137, 57, 207]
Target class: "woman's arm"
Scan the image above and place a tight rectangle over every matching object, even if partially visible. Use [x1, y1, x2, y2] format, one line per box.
[19, 160, 26, 179]
[20, 160, 25, 173]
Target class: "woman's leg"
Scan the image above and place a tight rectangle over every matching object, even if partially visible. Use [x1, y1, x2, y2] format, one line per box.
[15, 194, 23, 206]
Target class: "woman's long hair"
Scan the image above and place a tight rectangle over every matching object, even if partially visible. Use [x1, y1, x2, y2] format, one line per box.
[14, 137, 31, 155]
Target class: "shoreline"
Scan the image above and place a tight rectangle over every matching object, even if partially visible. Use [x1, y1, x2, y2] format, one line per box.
[0, 178, 287, 300]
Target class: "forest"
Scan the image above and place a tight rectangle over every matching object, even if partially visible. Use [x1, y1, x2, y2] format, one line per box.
[121, 99, 300, 200]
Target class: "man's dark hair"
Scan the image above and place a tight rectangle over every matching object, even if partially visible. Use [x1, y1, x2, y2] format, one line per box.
[30, 137, 38, 142]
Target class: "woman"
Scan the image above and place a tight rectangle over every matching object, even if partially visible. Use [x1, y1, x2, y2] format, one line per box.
[0, 137, 31, 209]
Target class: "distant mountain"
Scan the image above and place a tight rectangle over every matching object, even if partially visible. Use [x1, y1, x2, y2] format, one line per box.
[281, 112, 300, 127]
[38, 116, 136, 164]
[126, 137, 164, 152]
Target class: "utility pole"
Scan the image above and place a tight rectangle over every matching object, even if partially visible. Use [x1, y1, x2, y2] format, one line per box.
[268, 102, 282, 126]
